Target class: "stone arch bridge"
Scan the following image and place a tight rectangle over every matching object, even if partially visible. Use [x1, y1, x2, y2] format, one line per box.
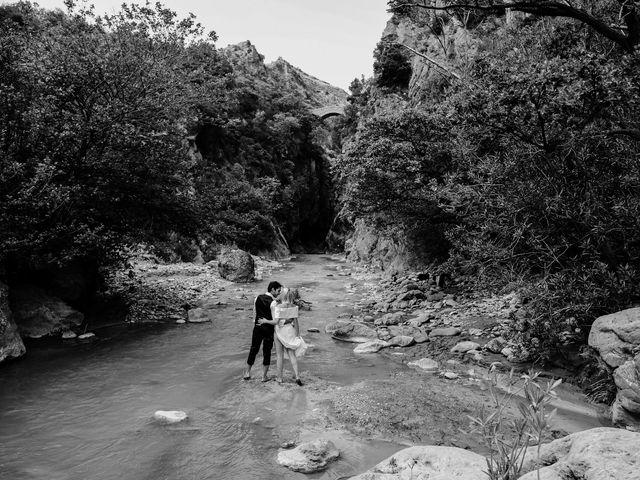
[311, 104, 346, 120]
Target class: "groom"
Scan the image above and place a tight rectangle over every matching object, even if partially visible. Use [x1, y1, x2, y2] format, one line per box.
[243, 281, 282, 382]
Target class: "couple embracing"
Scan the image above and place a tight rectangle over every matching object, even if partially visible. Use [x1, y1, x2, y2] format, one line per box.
[243, 281, 307, 385]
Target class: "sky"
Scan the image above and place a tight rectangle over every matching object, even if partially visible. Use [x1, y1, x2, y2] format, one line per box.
[11, 0, 392, 90]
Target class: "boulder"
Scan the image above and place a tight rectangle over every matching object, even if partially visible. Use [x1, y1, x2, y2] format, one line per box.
[350, 445, 487, 480]
[429, 327, 461, 337]
[10, 284, 84, 338]
[325, 319, 353, 334]
[451, 341, 481, 353]
[408, 358, 439, 372]
[217, 248, 255, 283]
[354, 340, 390, 353]
[413, 332, 430, 343]
[0, 281, 26, 362]
[588, 307, 640, 368]
[612, 355, 640, 424]
[519, 427, 640, 480]
[154, 410, 188, 424]
[408, 313, 431, 327]
[277, 439, 340, 473]
[388, 335, 415, 347]
[330, 321, 378, 343]
[187, 308, 211, 323]
[374, 312, 405, 326]
[485, 336, 507, 353]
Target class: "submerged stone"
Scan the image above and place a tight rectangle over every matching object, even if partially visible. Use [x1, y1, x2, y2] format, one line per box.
[154, 410, 188, 424]
[277, 439, 339, 473]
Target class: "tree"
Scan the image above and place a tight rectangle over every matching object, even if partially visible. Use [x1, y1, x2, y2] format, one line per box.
[388, 0, 640, 52]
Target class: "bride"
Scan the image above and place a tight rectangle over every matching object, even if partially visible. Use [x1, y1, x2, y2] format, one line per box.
[273, 288, 307, 385]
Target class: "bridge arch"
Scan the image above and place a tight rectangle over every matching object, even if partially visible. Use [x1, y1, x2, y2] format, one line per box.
[311, 104, 346, 120]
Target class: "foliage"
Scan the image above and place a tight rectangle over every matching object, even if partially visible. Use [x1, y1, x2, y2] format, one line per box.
[0, 0, 335, 282]
[334, 107, 455, 259]
[373, 42, 413, 90]
[335, 8, 640, 361]
[0, 1, 210, 269]
[468, 370, 560, 480]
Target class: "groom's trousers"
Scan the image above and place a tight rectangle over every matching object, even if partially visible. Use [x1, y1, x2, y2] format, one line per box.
[247, 324, 274, 366]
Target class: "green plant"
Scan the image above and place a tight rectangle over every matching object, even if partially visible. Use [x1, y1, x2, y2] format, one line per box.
[468, 369, 560, 480]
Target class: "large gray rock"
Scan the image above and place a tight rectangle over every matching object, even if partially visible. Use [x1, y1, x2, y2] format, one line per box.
[350, 445, 487, 480]
[10, 284, 83, 338]
[277, 439, 339, 473]
[588, 307, 640, 368]
[0, 281, 26, 362]
[612, 355, 640, 423]
[328, 321, 378, 343]
[217, 248, 255, 283]
[519, 427, 640, 480]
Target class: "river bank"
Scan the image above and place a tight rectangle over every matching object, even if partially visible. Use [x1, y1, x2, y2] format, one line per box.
[0, 254, 609, 480]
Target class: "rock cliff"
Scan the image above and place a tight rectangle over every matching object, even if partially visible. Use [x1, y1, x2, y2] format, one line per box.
[221, 40, 347, 108]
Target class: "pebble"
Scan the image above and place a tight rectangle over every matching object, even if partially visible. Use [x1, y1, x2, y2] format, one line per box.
[78, 333, 96, 340]
[443, 372, 459, 380]
[307, 328, 320, 333]
[176, 319, 186, 324]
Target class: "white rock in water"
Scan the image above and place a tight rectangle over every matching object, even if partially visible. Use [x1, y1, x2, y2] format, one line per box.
[175, 319, 186, 324]
[154, 410, 188, 423]
[78, 333, 95, 340]
[451, 341, 481, 353]
[61, 330, 77, 339]
[353, 340, 389, 354]
[408, 358, 439, 372]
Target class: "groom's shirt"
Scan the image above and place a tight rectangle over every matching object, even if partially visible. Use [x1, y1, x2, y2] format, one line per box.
[254, 293, 275, 330]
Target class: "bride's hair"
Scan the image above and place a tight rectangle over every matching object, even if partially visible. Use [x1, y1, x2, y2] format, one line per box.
[280, 287, 296, 304]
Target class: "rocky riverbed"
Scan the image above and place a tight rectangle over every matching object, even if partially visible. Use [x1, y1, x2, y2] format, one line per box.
[0, 253, 618, 480]
[112, 253, 608, 450]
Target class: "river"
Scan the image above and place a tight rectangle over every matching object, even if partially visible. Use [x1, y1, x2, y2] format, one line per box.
[0, 255, 607, 480]
[0, 255, 409, 480]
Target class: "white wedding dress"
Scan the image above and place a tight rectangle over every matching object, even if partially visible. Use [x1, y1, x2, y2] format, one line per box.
[274, 304, 307, 358]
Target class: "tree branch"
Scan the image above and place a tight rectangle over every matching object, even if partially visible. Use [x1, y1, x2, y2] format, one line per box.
[394, 42, 462, 80]
[388, 1, 640, 51]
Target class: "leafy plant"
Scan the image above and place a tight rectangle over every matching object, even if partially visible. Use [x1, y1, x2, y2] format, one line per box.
[468, 370, 560, 480]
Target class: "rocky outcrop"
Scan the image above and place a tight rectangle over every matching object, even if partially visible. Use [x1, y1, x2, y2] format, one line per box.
[350, 428, 640, 479]
[350, 445, 488, 480]
[217, 248, 255, 283]
[0, 281, 26, 362]
[588, 308, 640, 427]
[277, 439, 340, 473]
[612, 355, 640, 424]
[519, 427, 640, 480]
[588, 307, 640, 368]
[221, 40, 347, 109]
[346, 219, 427, 274]
[10, 284, 84, 338]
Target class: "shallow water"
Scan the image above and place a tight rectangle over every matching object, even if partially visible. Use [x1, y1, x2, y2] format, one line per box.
[0, 255, 405, 480]
[0, 255, 608, 480]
